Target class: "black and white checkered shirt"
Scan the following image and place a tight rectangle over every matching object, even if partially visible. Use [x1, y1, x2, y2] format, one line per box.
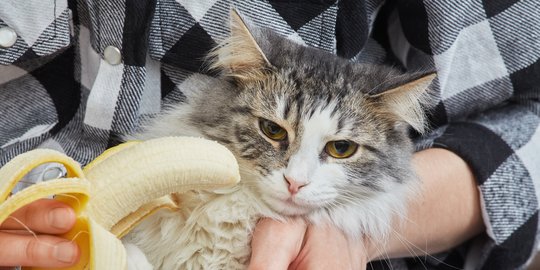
[1, 0, 538, 269]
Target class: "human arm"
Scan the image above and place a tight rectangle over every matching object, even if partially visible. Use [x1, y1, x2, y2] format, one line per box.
[0, 199, 80, 268]
[368, 147, 484, 259]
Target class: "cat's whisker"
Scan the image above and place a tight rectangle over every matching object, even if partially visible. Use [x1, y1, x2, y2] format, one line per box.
[361, 207, 460, 270]
[359, 207, 429, 270]
[389, 231, 430, 270]
[377, 239, 395, 270]
[366, 71, 395, 95]
[322, 196, 451, 270]
[370, 238, 394, 270]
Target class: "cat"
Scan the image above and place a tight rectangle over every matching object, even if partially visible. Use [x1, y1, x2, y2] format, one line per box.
[124, 10, 435, 270]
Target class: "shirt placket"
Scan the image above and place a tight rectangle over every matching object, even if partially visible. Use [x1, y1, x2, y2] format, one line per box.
[83, 0, 152, 143]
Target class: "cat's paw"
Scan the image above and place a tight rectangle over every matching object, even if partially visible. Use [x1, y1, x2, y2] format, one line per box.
[125, 243, 154, 270]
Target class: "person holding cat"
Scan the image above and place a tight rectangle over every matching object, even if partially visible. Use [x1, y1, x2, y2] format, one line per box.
[0, 0, 538, 269]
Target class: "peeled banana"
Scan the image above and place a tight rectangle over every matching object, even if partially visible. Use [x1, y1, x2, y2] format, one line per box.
[0, 137, 241, 270]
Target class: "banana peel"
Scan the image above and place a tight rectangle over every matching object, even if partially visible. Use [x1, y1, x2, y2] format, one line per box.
[0, 137, 241, 270]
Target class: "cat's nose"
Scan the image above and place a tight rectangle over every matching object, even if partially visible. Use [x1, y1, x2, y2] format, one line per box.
[283, 175, 308, 195]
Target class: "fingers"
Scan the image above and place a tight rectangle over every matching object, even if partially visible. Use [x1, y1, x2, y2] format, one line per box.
[247, 218, 307, 270]
[290, 225, 367, 270]
[0, 199, 79, 267]
[0, 232, 79, 268]
[0, 199, 76, 234]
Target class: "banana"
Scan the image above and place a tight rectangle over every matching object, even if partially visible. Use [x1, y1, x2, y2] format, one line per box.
[0, 137, 240, 270]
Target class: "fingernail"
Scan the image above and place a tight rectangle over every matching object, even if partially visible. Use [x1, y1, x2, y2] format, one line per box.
[49, 207, 73, 230]
[54, 241, 77, 263]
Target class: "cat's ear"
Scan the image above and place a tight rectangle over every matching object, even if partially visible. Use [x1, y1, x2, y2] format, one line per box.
[371, 74, 436, 134]
[209, 9, 271, 81]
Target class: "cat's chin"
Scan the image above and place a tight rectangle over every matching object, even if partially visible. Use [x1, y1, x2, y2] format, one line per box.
[261, 195, 315, 216]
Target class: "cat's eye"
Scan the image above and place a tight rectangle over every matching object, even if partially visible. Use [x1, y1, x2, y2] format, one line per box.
[325, 140, 358, 159]
[259, 119, 287, 141]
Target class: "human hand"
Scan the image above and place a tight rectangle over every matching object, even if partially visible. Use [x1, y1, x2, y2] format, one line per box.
[0, 199, 80, 268]
[247, 218, 370, 270]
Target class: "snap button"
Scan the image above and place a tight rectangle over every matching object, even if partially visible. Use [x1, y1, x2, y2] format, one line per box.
[0, 27, 17, 48]
[104, 45, 122, 65]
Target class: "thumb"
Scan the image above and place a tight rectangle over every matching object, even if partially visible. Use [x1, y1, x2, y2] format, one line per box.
[247, 218, 306, 270]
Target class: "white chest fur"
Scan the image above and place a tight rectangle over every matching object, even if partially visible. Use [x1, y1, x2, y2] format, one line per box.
[125, 186, 275, 269]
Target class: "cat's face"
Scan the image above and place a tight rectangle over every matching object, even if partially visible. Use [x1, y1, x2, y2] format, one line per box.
[226, 74, 399, 216]
[190, 11, 434, 217]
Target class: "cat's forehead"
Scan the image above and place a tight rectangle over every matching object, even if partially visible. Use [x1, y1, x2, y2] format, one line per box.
[239, 76, 382, 142]
[243, 69, 371, 117]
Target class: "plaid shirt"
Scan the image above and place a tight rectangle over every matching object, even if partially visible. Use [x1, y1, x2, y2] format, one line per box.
[1, 0, 539, 269]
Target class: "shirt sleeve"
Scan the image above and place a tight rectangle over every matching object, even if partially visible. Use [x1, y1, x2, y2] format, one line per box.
[385, 1, 540, 269]
[431, 101, 540, 269]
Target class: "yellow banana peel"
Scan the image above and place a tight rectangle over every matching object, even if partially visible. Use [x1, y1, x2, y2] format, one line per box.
[0, 137, 241, 270]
